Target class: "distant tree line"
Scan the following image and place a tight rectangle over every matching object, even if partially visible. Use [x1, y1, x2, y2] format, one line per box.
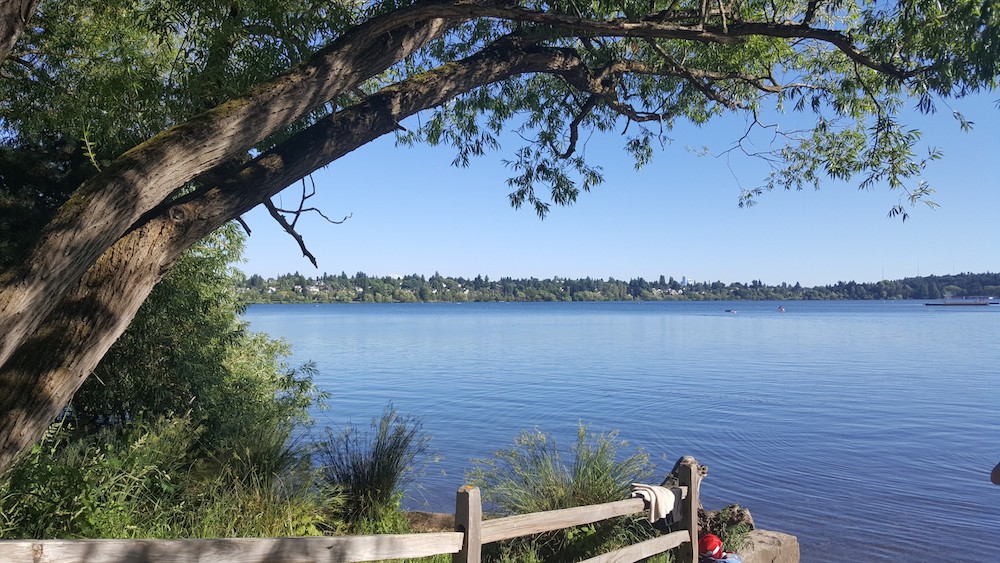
[237, 271, 1000, 304]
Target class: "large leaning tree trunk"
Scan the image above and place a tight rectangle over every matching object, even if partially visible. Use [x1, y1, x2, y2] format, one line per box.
[0, 36, 582, 471]
[0, 1, 461, 472]
[0, 0, 986, 474]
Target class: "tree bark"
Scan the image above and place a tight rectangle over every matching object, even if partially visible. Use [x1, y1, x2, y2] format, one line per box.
[0, 0, 37, 65]
[0, 40, 583, 473]
[0, 220, 185, 471]
[0, 6, 457, 372]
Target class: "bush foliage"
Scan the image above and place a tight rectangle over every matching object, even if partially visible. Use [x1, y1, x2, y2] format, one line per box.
[0, 225, 333, 540]
[468, 424, 665, 562]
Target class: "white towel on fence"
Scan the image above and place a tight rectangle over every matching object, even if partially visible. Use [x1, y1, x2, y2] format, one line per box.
[629, 483, 676, 523]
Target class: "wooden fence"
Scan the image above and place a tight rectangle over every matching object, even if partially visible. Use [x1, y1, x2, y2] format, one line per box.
[0, 457, 703, 563]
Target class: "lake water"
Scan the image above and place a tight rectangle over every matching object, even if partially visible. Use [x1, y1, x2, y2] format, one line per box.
[244, 300, 1000, 562]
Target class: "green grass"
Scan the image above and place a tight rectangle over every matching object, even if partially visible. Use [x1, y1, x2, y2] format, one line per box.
[708, 505, 752, 554]
[317, 405, 431, 533]
[467, 424, 668, 562]
[0, 416, 334, 540]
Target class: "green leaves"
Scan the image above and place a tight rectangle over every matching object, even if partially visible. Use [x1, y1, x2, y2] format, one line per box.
[1, 0, 347, 161]
[5, 0, 995, 228]
[73, 223, 322, 456]
[504, 144, 603, 218]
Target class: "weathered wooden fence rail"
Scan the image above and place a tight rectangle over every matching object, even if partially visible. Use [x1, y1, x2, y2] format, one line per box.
[0, 457, 703, 563]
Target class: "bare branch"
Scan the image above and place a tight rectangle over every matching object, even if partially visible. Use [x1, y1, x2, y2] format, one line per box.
[264, 199, 319, 269]
[265, 176, 353, 266]
[235, 216, 252, 235]
[270, 176, 353, 227]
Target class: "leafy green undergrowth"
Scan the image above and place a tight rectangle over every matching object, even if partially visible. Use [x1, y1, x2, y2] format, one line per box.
[1, 409, 679, 563]
[0, 416, 338, 539]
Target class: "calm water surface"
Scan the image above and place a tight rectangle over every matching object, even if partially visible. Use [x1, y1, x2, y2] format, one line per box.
[244, 301, 1000, 562]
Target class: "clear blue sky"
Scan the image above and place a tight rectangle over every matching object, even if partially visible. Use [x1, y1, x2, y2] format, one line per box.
[240, 93, 999, 287]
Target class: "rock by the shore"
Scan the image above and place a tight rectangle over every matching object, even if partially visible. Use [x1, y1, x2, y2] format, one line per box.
[738, 529, 800, 563]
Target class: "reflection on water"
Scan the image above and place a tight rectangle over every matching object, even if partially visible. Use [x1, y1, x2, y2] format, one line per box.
[245, 300, 1000, 562]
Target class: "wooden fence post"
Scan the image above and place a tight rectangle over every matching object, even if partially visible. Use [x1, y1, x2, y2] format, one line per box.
[453, 485, 482, 563]
[676, 456, 702, 563]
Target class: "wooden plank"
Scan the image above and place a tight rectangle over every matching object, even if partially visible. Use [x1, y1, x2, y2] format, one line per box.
[453, 485, 482, 563]
[675, 456, 702, 563]
[0, 533, 464, 563]
[577, 531, 689, 563]
[480, 498, 645, 544]
[479, 486, 687, 545]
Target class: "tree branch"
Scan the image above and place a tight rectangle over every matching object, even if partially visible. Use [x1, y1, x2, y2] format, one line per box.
[558, 95, 600, 159]
[264, 199, 319, 268]
[156, 40, 587, 243]
[0, 4, 458, 369]
[266, 176, 352, 266]
[802, 0, 822, 26]
[0, 0, 39, 65]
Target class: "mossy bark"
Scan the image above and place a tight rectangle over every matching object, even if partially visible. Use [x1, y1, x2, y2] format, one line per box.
[0, 10, 455, 374]
[0, 41, 578, 474]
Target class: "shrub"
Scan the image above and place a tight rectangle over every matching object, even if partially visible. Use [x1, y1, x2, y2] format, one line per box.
[706, 505, 752, 554]
[468, 424, 661, 562]
[0, 226, 331, 540]
[317, 406, 431, 533]
[0, 416, 332, 540]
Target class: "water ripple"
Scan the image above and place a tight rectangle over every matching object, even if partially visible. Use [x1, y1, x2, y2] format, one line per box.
[246, 301, 1000, 562]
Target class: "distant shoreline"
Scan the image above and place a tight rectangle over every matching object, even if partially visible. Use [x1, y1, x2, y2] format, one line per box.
[236, 271, 999, 305]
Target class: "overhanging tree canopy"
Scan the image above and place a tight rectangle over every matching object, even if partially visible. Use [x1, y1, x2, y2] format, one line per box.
[0, 0, 997, 474]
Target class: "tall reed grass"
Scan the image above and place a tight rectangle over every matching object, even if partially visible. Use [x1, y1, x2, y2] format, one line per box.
[317, 406, 431, 533]
[468, 424, 667, 562]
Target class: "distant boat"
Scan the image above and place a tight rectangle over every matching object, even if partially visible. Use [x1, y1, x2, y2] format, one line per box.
[725, 309, 737, 313]
[778, 306, 785, 312]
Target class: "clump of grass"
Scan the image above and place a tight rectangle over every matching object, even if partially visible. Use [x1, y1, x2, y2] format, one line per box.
[468, 424, 662, 562]
[179, 468, 335, 538]
[707, 505, 752, 554]
[317, 405, 431, 533]
[469, 424, 652, 514]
